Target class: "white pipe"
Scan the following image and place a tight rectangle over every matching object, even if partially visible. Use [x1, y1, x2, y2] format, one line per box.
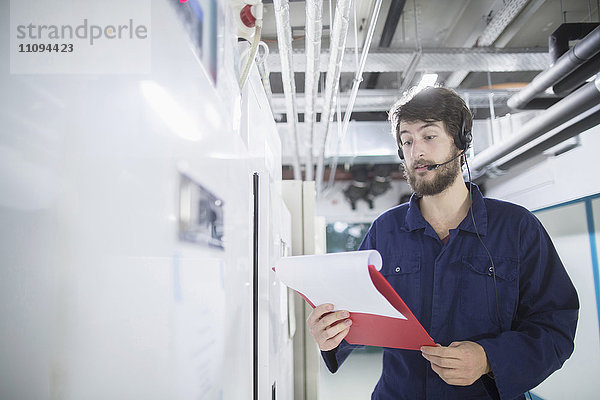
[238, 3, 264, 89]
[507, 25, 600, 109]
[273, 0, 302, 180]
[315, 0, 353, 194]
[304, 0, 323, 181]
[255, 42, 274, 111]
[238, 24, 263, 89]
[326, 0, 384, 188]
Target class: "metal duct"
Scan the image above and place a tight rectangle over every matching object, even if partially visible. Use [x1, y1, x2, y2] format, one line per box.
[379, 0, 407, 47]
[304, 0, 323, 182]
[273, 0, 301, 180]
[272, 88, 519, 113]
[446, 0, 530, 88]
[507, 25, 600, 110]
[278, 121, 399, 166]
[267, 47, 550, 73]
[477, 0, 530, 46]
[470, 76, 600, 174]
[315, 0, 352, 194]
[365, 0, 406, 89]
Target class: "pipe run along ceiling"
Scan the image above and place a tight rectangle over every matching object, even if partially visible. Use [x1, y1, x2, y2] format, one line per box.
[267, 47, 550, 75]
[261, 0, 600, 183]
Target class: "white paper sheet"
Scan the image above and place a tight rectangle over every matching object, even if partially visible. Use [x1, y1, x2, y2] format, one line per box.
[275, 250, 406, 319]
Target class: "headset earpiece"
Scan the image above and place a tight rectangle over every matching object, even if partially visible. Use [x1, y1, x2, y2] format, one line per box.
[458, 110, 473, 151]
[398, 148, 404, 160]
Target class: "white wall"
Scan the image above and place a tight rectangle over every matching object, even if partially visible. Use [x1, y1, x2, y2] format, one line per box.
[0, 1, 292, 399]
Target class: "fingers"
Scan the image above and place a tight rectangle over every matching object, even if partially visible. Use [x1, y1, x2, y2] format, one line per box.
[318, 309, 351, 332]
[306, 304, 352, 351]
[421, 341, 489, 387]
[306, 303, 334, 326]
[421, 352, 461, 369]
[429, 363, 471, 386]
[420, 344, 459, 358]
[313, 311, 352, 347]
[320, 324, 351, 351]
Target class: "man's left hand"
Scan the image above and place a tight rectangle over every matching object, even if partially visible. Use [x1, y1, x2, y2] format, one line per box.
[421, 341, 491, 386]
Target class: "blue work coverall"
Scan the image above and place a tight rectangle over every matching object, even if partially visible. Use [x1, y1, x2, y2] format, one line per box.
[322, 184, 579, 400]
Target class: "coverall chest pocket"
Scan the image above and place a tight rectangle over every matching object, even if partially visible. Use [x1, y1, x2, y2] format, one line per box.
[459, 255, 519, 327]
[381, 255, 421, 318]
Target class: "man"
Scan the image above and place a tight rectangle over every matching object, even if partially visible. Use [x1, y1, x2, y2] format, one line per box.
[307, 87, 579, 399]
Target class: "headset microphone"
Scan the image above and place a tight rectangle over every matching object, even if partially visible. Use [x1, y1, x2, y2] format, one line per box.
[426, 150, 465, 170]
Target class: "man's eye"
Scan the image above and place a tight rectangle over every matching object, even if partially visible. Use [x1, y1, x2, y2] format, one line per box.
[402, 141, 411, 146]
[425, 135, 435, 140]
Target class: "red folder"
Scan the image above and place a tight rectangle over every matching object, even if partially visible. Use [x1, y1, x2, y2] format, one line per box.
[297, 265, 435, 350]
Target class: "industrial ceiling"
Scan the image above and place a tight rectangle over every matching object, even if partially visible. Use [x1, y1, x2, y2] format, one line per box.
[253, 0, 600, 185]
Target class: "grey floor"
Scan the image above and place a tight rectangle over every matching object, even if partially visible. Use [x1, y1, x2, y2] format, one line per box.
[318, 347, 383, 399]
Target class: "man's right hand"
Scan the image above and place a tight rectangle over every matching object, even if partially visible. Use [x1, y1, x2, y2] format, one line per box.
[306, 303, 352, 351]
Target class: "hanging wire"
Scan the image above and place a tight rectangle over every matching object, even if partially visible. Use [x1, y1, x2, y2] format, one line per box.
[327, 0, 360, 192]
[465, 158, 501, 329]
[353, 0, 359, 69]
[336, 87, 342, 154]
[329, 0, 333, 36]
[402, 9, 405, 43]
[413, 0, 422, 52]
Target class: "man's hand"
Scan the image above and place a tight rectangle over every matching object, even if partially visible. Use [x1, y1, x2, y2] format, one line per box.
[306, 303, 352, 351]
[420, 341, 491, 386]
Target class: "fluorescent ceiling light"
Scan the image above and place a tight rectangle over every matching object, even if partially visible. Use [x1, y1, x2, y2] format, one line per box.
[416, 73, 438, 92]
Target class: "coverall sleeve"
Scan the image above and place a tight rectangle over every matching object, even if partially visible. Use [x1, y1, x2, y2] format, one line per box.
[321, 340, 365, 373]
[477, 214, 579, 399]
[320, 223, 376, 373]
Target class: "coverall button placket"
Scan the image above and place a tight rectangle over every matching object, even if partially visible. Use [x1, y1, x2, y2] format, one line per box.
[429, 235, 452, 337]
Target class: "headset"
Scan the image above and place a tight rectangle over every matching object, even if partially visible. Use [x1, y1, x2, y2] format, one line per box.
[397, 112, 473, 161]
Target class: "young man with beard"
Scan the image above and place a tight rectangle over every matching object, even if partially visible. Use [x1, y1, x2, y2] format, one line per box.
[306, 87, 579, 399]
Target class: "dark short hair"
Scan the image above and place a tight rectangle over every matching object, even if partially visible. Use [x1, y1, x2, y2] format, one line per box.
[389, 86, 473, 150]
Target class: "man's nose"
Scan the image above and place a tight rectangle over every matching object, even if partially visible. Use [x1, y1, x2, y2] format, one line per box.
[410, 139, 425, 159]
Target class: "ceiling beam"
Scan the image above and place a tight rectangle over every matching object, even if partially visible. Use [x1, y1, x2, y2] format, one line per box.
[267, 47, 549, 73]
[271, 89, 521, 114]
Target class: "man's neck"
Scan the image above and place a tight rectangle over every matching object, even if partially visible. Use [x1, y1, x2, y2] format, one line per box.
[418, 176, 470, 237]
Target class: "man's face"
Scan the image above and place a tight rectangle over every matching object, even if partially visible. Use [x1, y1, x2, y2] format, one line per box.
[398, 120, 461, 196]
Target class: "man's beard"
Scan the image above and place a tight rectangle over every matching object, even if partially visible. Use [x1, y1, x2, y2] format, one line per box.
[403, 153, 462, 196]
